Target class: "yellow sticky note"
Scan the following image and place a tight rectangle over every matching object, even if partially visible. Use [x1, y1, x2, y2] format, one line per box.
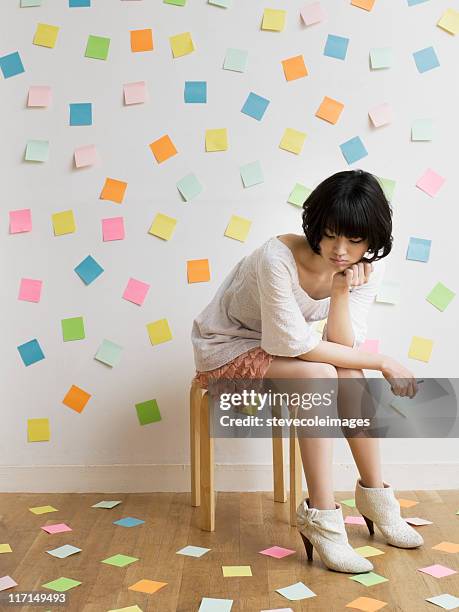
[353, 546, 385, 558]
[29, 505, 58, 515]
[224, 215, 252, 242]
[52, 210, 76, 236]
[222, 565, 252, 577]
[169, 32, 195, 58]
[147, 319, 173, 345]
[148, 213, 177, 240]
[205, 128, 228, 152]
[279, 128, 306, 154]
[437, 8, 459, 35]
[33, 23, 60, 48]
[0, 544, 12, 554]
[27, 418, 50, 442]
[262, 9, 286, 31]
[408, 336, 433, 362]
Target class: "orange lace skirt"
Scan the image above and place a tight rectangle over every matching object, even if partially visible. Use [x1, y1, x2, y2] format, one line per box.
[193, 346, 276, 391]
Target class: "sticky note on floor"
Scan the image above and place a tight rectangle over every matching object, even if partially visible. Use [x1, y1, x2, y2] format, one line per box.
[416, 168, 445, 197]
[177, 173, 203, 201]
[146, 319, 173, 345]
[417, 564, 457, 578]
[349, 572, 388, 587]
[61, 317, 85, 341]
[130, 28, 153, 52]
[170, 32, 195, 57]
[222, 566, 252, 577]
[29, 505, 58, 514]
[205, 128, 228, 151]
[92, 500, 121, 509]
[324, 34, 349, 60]
[27, 418, 50, 442]
[10, 209, 32, 233]
[149, 135, 178, 163]
[241, 92, 270, 120]
[437, 8, 459, 35]
[25, 139, 49, 162]
[426, 282, 455, 311]
[101, 554, 139, 567]
[198, 598, 233, 612]
[74, 255, 104, 284]
[425, 593, 459, 610]
[288, 183, 311, 207]
[42, 577, 81, 592]
[223, 48, 248, 72]
[100, 178, 128, 203]
[353, 546, 384, 557]
[33, 23, 59, 48]
[41, 523, 72, 534]
[28, 85, 51, 107]
[345, 596, 387, 611]
[224, 215, 251, 241]
[340, 136, 368, 164]
[85, 35, 110, 60]
[0, 576, 18, 591]
[282, 54, 308, 81]
[279, 128, 306, 154]
[95, 339, 123, 367]
[102, 217, 125, 241]
[122, 278, 150, 305]
[187, 259, 210, 283]
[0, 544, 12, 554]
[63, 385, 91, 413]
[315, 96, 344, 124]
[276, 581, 316, 601]
[408, 336, 433, 362]
[262, 9, 286, 31]
[406, 237, 431, 262]
[113, 517, 145, 527]
[177, 545, 210, 557]
[240, 160, 263, 187]
[18, 278, 42, 302]
[149, 213, 177, 240]
[46, 545, 81, 558]
[124, 81, 147, 105]
[128, 580, 167, 594]
[135, 399, 162, 425]
[258, 545, 295, 558]
[74, 145, 98, 168]
[413, 46, 440, 73]
[0, 51, 25, 78]
[432, 541, 459, 553]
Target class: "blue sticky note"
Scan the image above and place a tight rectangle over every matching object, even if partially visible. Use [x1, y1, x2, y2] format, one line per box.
[276, 580, 316, 601]
[339, 136, 368, 164]
[408, 0, 429, 5]
[69, 103, 92, 126]
[324, 34, 349, 60]
[413, 46, 439, 73]
[184, 81, 207, 103]
[407, 237, 431, 262]
[69, 0, 90, 5]
[0, 51, 25, 79]
[240, 161, 264, 188]
[241, 92, 270, 121]
[425, 594, 459, 610]
[17, 339, 45, 366]
[199, 598, 233, 612]
[74, 255, 104, 285]
[113, 517, 145, 528]
[177, 173, 203, 201]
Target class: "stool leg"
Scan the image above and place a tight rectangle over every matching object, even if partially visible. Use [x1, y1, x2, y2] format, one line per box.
[289, 426, 303, 526]
[272, 434, 286, 503]
[190, 382, 201, 507]
[200, 392, 215, 531]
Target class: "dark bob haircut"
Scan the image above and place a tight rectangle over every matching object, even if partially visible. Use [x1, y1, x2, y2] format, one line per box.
[302, 169, 393, 264]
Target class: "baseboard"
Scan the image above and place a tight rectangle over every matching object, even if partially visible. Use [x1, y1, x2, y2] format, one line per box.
[1, 463, 458, 493]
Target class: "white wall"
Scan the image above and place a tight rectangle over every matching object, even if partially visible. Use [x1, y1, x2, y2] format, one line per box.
[1, 0, 458, 492]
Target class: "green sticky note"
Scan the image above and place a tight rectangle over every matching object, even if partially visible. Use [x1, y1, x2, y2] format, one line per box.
[25, 139, 49, 162]
[223, 48, 248, 72]
[341, 498, 356, 508]
[21, 0, 42, 6]
[101, 554, 139, 567]
[376, 280, 400, 304]
[240, 161, 264, 188]
[288, 183, 312, 207]
[92, 500, 122, 509]
[376, 176, 396, 202]
[176, 173, 203, 201]
[42, 577, 82, 592]
[412, 118, 433, 141]
[85, 35, 110, 60]
[370, 47, 392, 69]
[94, 339, 123, 367]
[135, 399, 162, 425]
[164, 0, 186, 5]
[426, 282, 455, 311]
[61, 317, 85, 341]
[209, 0, 231, 7]
[349, 571, 388, 586]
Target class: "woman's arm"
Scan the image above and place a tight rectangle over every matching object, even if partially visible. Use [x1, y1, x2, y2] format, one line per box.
[325, 288, 355, 347]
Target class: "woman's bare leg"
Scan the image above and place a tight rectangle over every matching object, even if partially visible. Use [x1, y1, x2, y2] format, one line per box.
[336, 367, 384, 488]
[264, 357, 338, 510]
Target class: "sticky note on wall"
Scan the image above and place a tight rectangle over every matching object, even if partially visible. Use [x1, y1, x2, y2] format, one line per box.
[28, 418, 50, 442]
[147, 319, 173, 345]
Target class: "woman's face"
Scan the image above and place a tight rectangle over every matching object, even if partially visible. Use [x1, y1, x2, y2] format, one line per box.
[319, 228, 369, 269]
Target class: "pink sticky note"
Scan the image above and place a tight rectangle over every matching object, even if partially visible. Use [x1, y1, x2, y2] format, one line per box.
[74, 144, 98, 168]
[41, 523, 72, 534]
[28, 85, 52, 107]
[18, 278, 43, 303]
[344, 515, 366, 525]
[102, 217, 125, 241]
[416, 168, 445, 197]
[124, 81, 147, 105]
[418, 564, 457, 578]
[0, 575, 18, 591]
[405, 517, 433, 526]
[300, 2, 325, 25]
[359, 339, 379, 353]
[122, 277, 150, 305]
[9, 209, 32, 233]
[369, 102, 392, 127]
[258, 546, 296, 559]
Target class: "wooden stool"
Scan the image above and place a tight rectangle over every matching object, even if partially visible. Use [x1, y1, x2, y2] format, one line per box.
[190, 379, 303, 531]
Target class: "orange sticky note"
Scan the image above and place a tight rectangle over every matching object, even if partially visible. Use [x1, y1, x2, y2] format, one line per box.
[315, 96, 344, 124]
[128, 579, 168, 594]
[63, 385, 91, 413]
[149, 135, 178, 163]
[100, 178, 128, 204]
[281, 55, 308, 81]
[432, 541, 459, 553]
[345, 596, 387, 612]
[130, 28, 153, 52]
[187, 259, 210, 283]
[351, 0, 376, 11]
[397, 498, 418, 508]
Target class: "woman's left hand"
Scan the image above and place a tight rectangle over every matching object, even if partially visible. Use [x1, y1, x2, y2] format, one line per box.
[332, 262, 373, 293]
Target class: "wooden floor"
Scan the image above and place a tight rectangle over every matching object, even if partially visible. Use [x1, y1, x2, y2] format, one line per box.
[0, 490, 458, 612]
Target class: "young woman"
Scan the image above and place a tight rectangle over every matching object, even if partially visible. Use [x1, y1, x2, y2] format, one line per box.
[191, 169, 423, 573]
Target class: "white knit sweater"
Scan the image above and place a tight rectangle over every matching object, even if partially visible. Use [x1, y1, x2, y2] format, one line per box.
[191, 236, 385, 372]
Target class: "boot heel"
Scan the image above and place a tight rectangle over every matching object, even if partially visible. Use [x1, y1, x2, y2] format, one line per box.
[300, 532, 314, 561]
[362, 515, 374, 535]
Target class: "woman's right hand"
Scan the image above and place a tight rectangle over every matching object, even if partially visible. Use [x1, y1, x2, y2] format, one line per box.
[380, 357, 419, 398]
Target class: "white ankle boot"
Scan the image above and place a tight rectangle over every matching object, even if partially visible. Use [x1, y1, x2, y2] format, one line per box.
[296, 498, 374, 573]
[355, 479, 424, 548]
